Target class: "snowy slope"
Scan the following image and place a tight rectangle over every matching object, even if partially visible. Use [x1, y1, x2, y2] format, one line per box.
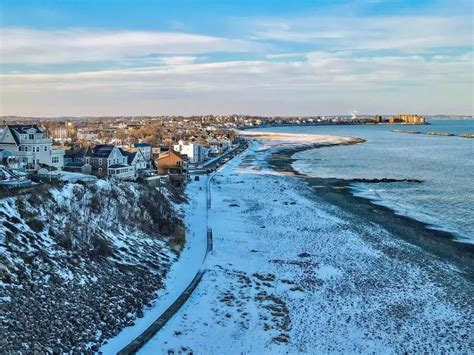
[100, 176, 209, 353]
[0, 180, 183, 353]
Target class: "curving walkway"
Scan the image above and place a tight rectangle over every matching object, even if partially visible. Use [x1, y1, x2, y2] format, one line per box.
[113, 142, 249, 355]
[116, 178, 213, 355]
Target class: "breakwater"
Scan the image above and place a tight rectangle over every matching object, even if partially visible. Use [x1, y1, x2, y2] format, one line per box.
[392, 130, 473, 138]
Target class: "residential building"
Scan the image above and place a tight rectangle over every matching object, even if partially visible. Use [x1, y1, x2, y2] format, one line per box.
[132, 143, 152, 161]
[173, 140, 209, 164]
[156, 149, 186, 175]
[84, 144, 134, 179]
[208, 139, 231, 156]
[121, 148, 148, 177]
[63, 161, 92, 175]
[0, 124, 65, 172]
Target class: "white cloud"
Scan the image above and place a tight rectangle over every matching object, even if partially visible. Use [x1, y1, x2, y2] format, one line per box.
[0, 28, 260, 64]
[0, 7, 472, 116]
[1, 52, 472, 116]
[250, 15, 472, 52]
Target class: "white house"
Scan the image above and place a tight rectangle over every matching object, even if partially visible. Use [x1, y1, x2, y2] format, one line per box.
[121, 148, 148, 178]
[173, 140, 209, 164]
[0, 125, 65, 172]
[132, 143, 152, 160]
[208, 138, 231, 155]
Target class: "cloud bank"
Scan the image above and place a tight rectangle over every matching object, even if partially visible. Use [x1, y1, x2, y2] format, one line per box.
[1, 6, 472, 116]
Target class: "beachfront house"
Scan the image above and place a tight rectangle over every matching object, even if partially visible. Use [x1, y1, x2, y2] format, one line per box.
[132, 143, 152, 166]
[155, 149, 186, 175]
[0, 124, 65, 172]
[173, 140, 209, 164]
[122, 148, 148, 177]
[84, 144, 134, 179]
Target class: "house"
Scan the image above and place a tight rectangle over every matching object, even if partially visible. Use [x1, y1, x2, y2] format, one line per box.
[132, 143, 152, 162]
[0, 124, 65, 172]
[156, 149, 186, 175]
[121, 148, 148, 178]
[208, 139, 231, 156]
[63, 161, 92, 175]
[173, 140, 209, 164]
[84, 144, 134, 179]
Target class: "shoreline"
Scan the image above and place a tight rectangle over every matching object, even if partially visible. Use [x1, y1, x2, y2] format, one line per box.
[265, 143, 474, 280]
[139, 139, 473, 353]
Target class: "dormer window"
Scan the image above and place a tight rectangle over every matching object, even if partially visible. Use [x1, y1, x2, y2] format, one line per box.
[29, 134, 34, 140]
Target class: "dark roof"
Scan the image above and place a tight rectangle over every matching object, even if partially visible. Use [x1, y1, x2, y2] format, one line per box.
[86, 144, 115, 158]
[7, 124, 44, 134]
[65, 148, 86, 158]
[6, 125, 45, 146]
[133, 143, 151, 148]
[120, 149, 136, 165]
[64, 161, 87, 167]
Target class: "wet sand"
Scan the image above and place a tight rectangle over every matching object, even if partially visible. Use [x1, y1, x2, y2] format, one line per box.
[267, 144, 474, 281]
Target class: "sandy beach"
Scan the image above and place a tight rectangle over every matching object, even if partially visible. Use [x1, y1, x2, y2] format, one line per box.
[138, 133, 473, 354]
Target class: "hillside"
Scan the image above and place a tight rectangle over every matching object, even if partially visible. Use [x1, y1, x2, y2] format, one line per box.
[0, 180, 185, 352]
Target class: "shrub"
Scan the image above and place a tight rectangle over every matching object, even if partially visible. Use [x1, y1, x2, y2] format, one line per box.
[26, 218, 44, 232]
[168, 224, 186, 251]
[88, 195, 101, 214]
[89, 235, 113, 259]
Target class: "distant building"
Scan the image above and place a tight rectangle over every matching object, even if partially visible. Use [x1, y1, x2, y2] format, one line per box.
[389, 114, 425, 124]
[373, 115, 383, 123]
[0, 124, 65, 172]
[49, 122, 78, 141]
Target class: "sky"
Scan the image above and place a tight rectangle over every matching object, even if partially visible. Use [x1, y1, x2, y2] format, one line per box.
[0, 0, 472, 117]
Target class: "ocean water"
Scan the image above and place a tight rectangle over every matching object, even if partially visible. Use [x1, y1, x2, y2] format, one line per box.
[253, 120, 474, 243]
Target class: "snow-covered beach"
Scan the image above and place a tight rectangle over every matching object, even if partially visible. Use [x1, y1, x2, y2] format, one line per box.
[137, 133, 473, 354]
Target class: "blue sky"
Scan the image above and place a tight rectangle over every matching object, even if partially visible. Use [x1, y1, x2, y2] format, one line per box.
[0, 0, 472, 116]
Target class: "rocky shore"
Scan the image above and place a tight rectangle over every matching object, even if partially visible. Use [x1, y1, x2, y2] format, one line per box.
[139, 140, 473, 353]
[266, 144, 474, 280]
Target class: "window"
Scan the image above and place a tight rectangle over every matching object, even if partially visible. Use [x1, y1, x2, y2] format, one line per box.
[29, 134, 34, 140]
[24, 146, 28, 152]
[19, 146, 23, 151]
[35, 147, 39, 152]
[44, 146, 48, 152]
[52, 156, 60, 164]
[99, 159, 102, 165]
[98, 168, 102, 173]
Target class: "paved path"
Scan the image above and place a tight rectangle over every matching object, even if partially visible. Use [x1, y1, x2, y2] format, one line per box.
[117, 179, 213, 355]
[116, 142, 249, 355]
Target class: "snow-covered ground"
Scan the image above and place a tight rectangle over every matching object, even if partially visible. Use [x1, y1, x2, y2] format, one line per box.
[101, 176, 209, 353]
[139, 141, 472, 354]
